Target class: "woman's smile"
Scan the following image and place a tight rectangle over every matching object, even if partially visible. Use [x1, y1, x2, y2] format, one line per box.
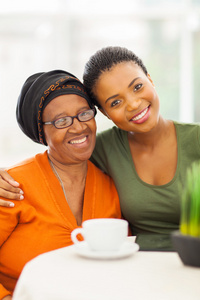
[94, 62, 160, 133]
[130, 105, 151, 124]
[68, 135, 88, 146]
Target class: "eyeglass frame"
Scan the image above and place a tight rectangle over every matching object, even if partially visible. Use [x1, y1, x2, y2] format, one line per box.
[42, 107, 97, 129]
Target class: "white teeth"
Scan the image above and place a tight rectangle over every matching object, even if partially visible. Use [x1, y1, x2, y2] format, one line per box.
[70, 136, 87, 144]
[132, 107, 148, 121]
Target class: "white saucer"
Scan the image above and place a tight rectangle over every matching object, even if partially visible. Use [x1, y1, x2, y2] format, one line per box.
[73, 240, 139, 260]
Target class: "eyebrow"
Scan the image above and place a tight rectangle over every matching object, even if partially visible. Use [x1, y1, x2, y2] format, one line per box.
[105, 77, 141, 104]
[128, 77, 140, 88]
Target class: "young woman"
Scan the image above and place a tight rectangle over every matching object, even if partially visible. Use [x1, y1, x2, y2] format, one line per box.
[83, 46, 200, 250]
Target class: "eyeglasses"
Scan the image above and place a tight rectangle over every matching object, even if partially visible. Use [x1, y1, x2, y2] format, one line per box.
[43, 108, 97, 129]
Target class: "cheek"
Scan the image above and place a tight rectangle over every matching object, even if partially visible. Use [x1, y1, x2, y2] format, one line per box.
[147, 88, 158, 102]
[44, 128, 64, 147]
[151, 91, 160, 111]
[106, 107, 125, 123]
[43, 127, 51, 146]
[89, 119, 97, 134]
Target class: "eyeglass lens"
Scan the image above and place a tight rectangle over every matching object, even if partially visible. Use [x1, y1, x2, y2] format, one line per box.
[54, 109, 95, 128]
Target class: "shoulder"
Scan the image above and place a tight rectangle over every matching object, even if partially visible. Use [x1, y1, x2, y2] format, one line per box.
[91, 127, 128, 173]
[95, 126, 127, 152]
[7, 151, 48, 179]
[174, 121, 200, 153]
[87, 160, 115, 186]
[174, 121, 200, 139]
[96, 126, 126, 142]
[174, 121, 200, 129]
[88, 160, 109, 178]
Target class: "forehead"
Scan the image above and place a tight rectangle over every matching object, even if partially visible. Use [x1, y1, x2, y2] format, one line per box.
[43, 94, 90, 117]
[100, 62, 145, 83]
[95, 62, 146, 96]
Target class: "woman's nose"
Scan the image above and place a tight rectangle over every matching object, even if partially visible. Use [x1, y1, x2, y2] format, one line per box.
[126, 97, 142, 111]
[68, 117, 87, 132]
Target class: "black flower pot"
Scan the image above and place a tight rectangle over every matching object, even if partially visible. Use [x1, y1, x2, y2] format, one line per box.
[171, 231, 200, 268]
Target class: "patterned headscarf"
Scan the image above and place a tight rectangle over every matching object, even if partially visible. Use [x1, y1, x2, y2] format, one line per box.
[16, 70, 93, 145]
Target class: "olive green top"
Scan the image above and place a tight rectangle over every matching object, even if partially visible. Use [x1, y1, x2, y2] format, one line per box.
[91, 122, 200, 250]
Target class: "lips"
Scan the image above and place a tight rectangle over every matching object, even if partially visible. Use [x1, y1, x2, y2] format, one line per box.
[69, 136, 87, 145]
[130, 105, 150, 124]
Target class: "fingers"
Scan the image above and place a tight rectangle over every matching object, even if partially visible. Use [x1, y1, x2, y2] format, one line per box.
[0, 199, 15, 207]
[0, 169, 20, 187]
[0, 186, 24, 199]
[0, 186, 24, 207]
[0, 170, 24, 208]
[0, 170, 24, 202]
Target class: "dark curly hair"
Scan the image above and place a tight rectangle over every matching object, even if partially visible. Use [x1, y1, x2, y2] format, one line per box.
[83, 46, 148, 108]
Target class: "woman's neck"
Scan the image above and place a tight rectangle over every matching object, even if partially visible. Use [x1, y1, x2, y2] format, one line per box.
[47, 154, 88, 226]
[128, 116, 172, 149]
[47, 154, 88, 185]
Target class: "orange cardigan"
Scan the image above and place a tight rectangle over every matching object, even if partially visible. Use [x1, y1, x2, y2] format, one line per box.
[0, 151, 121, 298]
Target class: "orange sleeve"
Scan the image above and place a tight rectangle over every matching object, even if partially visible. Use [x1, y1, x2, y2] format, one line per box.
[0, 204, 21, 298]
[0, 204, 21, 245]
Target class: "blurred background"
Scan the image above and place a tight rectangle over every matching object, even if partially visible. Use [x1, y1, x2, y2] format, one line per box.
[0, 0, 200, 167]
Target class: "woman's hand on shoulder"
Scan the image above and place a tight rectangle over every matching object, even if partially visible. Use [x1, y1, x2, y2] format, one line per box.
[0, 169, 24, 207]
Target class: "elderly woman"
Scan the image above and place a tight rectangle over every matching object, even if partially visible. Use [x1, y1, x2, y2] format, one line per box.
[0, 70, 121, 300]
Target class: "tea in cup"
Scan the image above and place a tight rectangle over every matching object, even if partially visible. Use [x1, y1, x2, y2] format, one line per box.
[71, 218, 128, 252]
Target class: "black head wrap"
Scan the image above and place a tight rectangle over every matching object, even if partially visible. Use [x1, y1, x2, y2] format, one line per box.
[16, 70, 94, 146]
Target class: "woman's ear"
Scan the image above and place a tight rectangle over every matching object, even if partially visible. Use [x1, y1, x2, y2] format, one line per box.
[147, 73, 155, 87]
[99, 108, 111, 119]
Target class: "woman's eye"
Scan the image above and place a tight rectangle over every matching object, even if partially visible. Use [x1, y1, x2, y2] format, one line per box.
[110, 100, 121, 107]
[134, 83, 143, 91]
[56, 117, 70, 126]
[80, 111, 89, 117]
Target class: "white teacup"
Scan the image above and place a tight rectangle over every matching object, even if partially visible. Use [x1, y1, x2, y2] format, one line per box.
[71, 218, 128, 252]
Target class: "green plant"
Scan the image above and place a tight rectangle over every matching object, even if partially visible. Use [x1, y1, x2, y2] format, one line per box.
[180, 161, 200, 238]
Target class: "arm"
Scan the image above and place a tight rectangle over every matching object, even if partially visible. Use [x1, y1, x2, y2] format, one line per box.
[0, 203, 20, 299]
[0, 170, 24, 207]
